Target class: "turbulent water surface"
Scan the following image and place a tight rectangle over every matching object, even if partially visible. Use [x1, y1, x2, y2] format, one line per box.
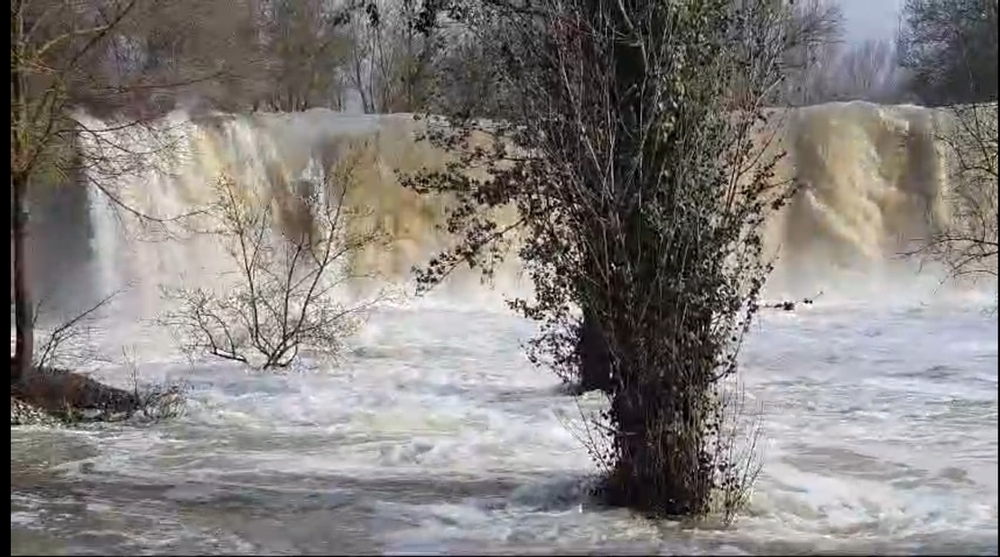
[10, 295, 999, 555]
[11, 104, 999, 554]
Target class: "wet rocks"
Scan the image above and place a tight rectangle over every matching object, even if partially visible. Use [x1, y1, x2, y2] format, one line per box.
[753, 296, 817, 312]
[10, 396, 63, 427]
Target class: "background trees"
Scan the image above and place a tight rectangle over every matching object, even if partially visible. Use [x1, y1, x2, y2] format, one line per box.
[896, 0, 998, 283]
[919, 103, 998, 283]
[897, 0, 998, 106]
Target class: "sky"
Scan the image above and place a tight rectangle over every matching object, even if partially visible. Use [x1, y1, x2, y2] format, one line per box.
[837, 0, 905, 42]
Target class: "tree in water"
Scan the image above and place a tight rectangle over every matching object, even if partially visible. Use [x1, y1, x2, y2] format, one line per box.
[403, 0, 806, 519]
[10, 0, 149, 383]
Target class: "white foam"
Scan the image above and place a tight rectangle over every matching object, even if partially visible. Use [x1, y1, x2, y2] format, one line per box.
[11, 295, 992, 553]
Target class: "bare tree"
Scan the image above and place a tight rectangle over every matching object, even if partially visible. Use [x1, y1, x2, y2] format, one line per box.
[778, 0, 846, 105]
[251, 0, 357, 112]
[910, 103, 998, 283]
[12, 0, 137, 383]
[347, 0, 439, 113]
[837, 40, 902, 101]
[10, 0, 236, 383]
[795, 38, 909, 104]
[161, 154, 387, 369]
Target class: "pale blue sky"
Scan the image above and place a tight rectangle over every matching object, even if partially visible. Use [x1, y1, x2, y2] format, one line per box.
[838, 0, 904, 42]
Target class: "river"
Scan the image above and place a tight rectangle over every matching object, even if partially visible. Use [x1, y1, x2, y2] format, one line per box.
[11, 291, 998, 555]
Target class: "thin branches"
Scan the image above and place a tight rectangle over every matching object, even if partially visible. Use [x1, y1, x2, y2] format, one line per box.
[908, 102, 998, 283]
[160, 153, 389, 369]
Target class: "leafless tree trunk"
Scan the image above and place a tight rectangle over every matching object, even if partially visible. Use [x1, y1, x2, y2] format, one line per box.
[11, 171, 33, 383]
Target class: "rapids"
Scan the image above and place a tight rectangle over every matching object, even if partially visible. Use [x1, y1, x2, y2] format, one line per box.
[11, 102, 998, 554]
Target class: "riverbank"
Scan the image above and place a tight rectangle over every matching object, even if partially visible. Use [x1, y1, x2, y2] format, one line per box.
[10, 363, 184, 426]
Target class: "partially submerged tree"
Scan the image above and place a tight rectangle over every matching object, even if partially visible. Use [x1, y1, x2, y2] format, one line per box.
[161, 155, 386, 369]
[403, 0, 801, 519]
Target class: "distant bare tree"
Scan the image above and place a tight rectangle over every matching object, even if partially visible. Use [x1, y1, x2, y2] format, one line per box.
[799, 38, 908, 104]
[347, 0, 439, 113]
[836, 40, 904, 101]
[161, 155, 387, 369]
[254, 0, 357, 112]
[779, 0, 846, 105]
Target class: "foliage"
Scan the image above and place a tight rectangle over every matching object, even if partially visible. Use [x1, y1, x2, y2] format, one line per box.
[402, 0, 801, 520]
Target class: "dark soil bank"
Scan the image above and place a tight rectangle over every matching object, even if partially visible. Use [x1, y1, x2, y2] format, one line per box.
[10, 361, 144, 425]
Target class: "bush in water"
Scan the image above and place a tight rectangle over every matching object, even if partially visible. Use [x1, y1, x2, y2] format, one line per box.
[161, 151, 389, 369]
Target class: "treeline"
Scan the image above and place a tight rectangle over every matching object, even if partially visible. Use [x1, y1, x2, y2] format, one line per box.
[19, 0, 999, 123]
[793, 0, 998, 106]
[14, 0, 507, 118]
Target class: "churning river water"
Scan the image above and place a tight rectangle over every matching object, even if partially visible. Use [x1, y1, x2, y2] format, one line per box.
[10, 289, 998, 555]
[10, 104, 1000, 554]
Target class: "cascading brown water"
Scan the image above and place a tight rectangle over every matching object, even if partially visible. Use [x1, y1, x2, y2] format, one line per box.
[24, 101, 993, 323]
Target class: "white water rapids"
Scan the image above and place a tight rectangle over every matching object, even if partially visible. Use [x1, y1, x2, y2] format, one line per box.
[10, 105, 999, 555]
